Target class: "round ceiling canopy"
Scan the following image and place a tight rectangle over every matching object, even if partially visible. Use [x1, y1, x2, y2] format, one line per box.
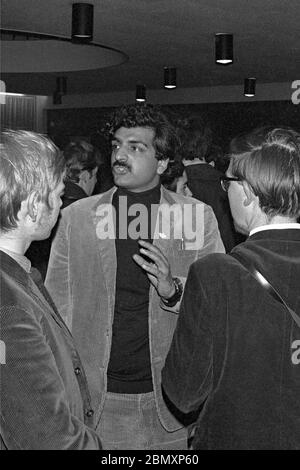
[1, 29, 128, 73]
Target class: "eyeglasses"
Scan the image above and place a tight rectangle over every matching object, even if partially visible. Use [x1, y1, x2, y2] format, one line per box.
[220, 176, 241, 192]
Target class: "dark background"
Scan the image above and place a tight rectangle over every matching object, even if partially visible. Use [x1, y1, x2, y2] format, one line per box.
[48, 100, 300, 153]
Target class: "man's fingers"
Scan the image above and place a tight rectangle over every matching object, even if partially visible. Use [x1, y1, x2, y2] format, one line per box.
[138, 240, 168, 264]
[132, 254, 158, 275]
[139, 248, 160, 265]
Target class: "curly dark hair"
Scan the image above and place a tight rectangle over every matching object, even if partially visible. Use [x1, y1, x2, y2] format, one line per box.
[108, 104, 179, 161]
[177, 116, 213, 162]
[160, 160, 185, 192]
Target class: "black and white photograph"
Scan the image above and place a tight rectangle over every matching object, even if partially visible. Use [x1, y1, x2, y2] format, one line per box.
[1, 0, 300, 453]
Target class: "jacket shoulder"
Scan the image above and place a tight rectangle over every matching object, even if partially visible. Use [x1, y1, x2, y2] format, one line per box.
[163, 188, 210, 208]
[192, 251, 242, 277]
[61, 187, 116, 217]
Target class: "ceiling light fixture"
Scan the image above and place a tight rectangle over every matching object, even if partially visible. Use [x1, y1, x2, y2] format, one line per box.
[244, 77, 256, 97]
[164, 67, 177, 89]
[72, 3, 94, 42]
[136, 85, 146, 102]
[215, 33, 233, 65]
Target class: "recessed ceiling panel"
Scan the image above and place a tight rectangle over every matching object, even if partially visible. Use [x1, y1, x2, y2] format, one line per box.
[1, 36, 128, 73]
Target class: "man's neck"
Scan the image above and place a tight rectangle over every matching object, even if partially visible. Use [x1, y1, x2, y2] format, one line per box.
[117, 183, 161, 196]
[0, 233, 29, 256]
[248, 215, 298, 234]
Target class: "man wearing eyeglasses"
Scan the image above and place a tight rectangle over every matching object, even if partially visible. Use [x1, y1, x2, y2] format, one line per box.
[162, 127, 300, 450]
[219, 175, 246, 235]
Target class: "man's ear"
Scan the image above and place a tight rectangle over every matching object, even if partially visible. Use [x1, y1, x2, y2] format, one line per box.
[242, 181, 256, 207]
[157, 158, 169, 175]
[26, 191, 40, 222]
[80, 169, 96, 184]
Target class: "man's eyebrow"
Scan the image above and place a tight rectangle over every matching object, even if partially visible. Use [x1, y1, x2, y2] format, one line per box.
[128, 139, 148, 146]
[112, 137, 149, 147]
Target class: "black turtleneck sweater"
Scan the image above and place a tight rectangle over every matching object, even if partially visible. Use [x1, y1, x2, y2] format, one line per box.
[107, 184, 161, 393]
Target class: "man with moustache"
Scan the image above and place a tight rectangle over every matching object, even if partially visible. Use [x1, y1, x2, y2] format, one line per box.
[45, 104, 224, 450]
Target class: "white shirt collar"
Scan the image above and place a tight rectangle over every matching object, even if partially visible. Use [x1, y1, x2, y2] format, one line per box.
[183, 159, 206, 167]
[250, 223, 300, 237]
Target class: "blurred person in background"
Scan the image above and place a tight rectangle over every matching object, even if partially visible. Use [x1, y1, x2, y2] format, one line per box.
[91, 131, 114, 194]
[180, 118, 237, 252]
[62, 140, 100, 208]
[161, 160, 192, 197]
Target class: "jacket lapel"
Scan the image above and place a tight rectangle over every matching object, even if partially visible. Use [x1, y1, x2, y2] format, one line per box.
[29, 269, 73, 337]
[91, 188, 117, 294]
[153, 187, 182, 257]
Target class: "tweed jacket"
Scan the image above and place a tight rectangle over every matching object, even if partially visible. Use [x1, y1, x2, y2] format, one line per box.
[162, 228, 300, 448]
[0, 251, 101, 450]
[45, 186, 224, 431]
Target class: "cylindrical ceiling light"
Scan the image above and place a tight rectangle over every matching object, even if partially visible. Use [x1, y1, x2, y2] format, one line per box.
[72, 3, 94, 42]
[244, 77, 256, 97]
[56, 77, 67, 95]
[136, 85, 146, 102]
[215, 33, 233, 65]
[164, 67, 177, 89]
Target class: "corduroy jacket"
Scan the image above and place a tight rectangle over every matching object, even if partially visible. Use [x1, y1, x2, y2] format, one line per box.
[45, 186, 224, 432]
[0, 251, 101, 450]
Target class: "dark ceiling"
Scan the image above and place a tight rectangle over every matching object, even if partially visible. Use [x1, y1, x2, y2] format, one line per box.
[1, 0, 300, 96]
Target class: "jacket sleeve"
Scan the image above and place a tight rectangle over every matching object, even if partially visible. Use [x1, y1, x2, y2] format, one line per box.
[0, 306, 102, 450]
[161, 261, 213, 413]
[45, 210, 71, 328]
